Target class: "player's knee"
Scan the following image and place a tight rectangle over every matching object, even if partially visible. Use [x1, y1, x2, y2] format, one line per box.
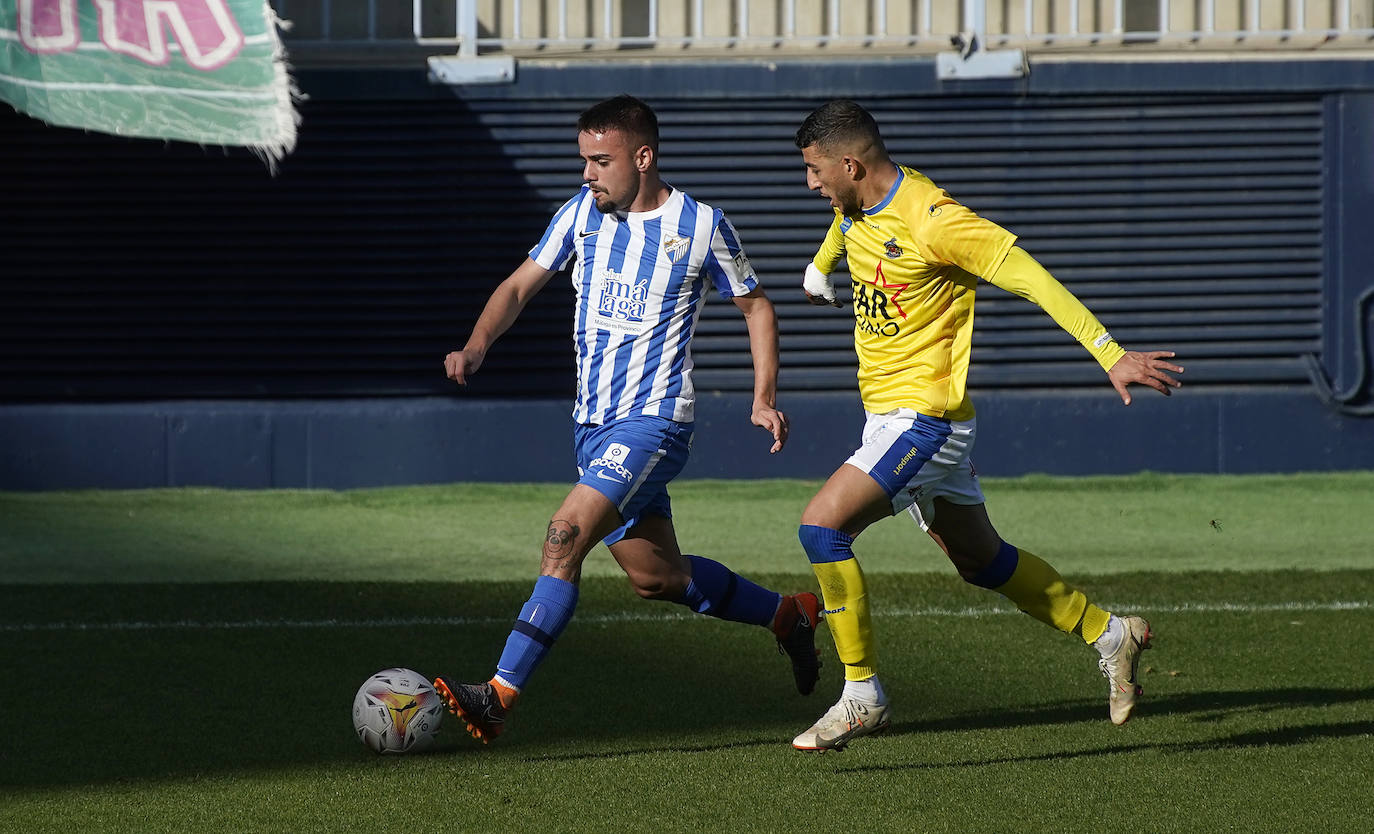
[952, 558, 983, 584]
[627, 572, 681, 601]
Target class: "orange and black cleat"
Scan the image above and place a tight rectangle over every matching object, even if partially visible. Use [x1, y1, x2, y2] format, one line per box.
[774, 592, 824, 696]
[432, 676, 508, 744]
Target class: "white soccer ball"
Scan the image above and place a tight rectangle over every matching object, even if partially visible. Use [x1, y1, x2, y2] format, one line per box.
[352, 667, 444, 754]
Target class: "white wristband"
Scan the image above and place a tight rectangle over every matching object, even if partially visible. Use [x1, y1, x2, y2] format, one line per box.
[803, 262, 836, 303]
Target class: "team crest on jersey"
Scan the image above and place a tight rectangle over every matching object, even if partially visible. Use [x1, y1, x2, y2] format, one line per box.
[662, 234, 691, 263]
[883, 237, 903, 259]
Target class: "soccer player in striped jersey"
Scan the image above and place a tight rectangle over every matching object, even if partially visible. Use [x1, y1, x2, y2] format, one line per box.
[433, 95, 822, 744]
[789, 100, 1184, 751]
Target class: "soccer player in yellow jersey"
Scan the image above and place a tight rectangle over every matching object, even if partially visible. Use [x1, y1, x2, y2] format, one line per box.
[790, 100, 1184, 751]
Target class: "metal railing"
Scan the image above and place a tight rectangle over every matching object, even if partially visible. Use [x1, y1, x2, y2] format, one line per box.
[272, 0, 1374, 53]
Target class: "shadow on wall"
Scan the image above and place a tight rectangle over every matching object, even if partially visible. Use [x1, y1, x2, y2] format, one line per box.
[0, 90, 569, 402]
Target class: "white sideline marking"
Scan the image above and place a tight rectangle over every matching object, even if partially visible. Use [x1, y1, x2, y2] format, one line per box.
[1, 600, 1367, 633]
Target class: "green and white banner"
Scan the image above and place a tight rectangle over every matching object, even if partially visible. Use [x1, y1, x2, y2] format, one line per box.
[2, 0, 297, 161]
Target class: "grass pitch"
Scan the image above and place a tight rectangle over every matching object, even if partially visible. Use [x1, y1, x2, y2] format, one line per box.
[2, 474, 1372, 833]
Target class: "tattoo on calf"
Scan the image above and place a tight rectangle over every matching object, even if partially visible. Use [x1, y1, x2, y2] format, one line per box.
[544, 520, 580, 565]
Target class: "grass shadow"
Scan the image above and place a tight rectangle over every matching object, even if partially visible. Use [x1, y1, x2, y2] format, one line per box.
[882, 685, 1374, 736]
[838, 720, 1374, 773]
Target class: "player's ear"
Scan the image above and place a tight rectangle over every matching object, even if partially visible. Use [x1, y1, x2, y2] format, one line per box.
[635, 144, 655, 172]
[844, 155, 864, 181]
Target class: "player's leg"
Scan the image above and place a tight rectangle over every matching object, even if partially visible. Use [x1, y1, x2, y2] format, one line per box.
[434, 482, 620, 744]
[609, 513, 824, 695]
[921, 497, 1153, 725]
[799, 465, 891, 680]
[586, 414, 792, 634]
[794, 410, 974, 749]
[791, 463, 896, 750]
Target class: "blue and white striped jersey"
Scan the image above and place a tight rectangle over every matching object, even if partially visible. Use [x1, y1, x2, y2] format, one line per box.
[529, 185, 758, 425]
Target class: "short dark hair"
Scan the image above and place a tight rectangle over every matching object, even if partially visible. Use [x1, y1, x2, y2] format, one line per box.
[578, 94, 659, 152]
[794, 99, 885, 155]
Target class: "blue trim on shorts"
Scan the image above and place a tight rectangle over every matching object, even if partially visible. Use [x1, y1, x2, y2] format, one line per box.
[866, 413, 954, 498]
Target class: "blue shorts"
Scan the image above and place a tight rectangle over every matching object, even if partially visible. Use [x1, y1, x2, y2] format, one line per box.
[573, 415, 694, 546]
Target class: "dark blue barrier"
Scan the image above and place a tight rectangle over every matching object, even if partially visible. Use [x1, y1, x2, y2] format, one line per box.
[3, 389, 1370, 490]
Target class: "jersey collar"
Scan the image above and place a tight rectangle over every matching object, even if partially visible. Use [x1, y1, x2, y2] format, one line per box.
[863, 167, 904, 215]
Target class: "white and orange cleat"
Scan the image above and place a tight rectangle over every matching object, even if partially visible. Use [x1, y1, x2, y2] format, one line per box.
[792, 695, 890, 752]
[1098, 615, 1153, 725]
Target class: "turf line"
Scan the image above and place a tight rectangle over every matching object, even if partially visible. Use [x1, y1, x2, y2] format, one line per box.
[2, 599, 1367, 632]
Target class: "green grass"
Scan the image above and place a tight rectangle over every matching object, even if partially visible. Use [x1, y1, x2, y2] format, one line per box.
[2, 475, 1372, 832]
[4, 473, 1372, 582]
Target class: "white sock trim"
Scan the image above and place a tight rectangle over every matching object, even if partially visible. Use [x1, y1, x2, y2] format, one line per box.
[842, 676, 887, 705]
[1094, 615, 1125, 657]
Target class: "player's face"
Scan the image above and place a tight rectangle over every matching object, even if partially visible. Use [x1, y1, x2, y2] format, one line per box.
[801, 144, 862, 216]
[579, 128, 645, 213]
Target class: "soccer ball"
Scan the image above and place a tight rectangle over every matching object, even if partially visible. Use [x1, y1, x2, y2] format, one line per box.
[352, 667, 444, 754]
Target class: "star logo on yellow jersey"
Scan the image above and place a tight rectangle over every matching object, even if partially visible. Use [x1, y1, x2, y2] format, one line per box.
[873, 261, 909, 320]
[883, 237, 903, 259]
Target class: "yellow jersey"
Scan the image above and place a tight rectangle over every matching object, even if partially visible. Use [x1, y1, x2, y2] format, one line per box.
[812, 165, 1125, 420]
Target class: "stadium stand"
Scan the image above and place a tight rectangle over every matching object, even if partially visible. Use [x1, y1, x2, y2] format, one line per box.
[3, 0, 1372, 486]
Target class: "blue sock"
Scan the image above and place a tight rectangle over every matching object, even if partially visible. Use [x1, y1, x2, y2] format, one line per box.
[676, 555, 781, 627]
[494, 575, 579, 691]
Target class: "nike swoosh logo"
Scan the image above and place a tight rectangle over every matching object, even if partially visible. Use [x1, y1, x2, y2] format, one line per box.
[579, 230, 599, 239]
[595, 471, 625, 483]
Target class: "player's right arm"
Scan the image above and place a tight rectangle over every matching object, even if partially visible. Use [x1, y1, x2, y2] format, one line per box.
[802, 213, 847, 307]
[445, 257, 557, 385]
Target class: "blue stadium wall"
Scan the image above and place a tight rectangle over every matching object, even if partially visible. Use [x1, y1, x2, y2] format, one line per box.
[3, 56, 1373, 489]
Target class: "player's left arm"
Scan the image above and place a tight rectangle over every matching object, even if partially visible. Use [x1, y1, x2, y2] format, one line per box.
[986, 246, 1184, 405]
[733, 288, 789, 453]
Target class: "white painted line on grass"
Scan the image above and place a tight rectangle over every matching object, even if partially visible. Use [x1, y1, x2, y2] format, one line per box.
[2, 600, 1367, 633]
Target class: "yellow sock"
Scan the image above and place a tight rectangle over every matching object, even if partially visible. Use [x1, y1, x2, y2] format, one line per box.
[811, 557, 878, 681]
[994, 548, 1110, 644]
